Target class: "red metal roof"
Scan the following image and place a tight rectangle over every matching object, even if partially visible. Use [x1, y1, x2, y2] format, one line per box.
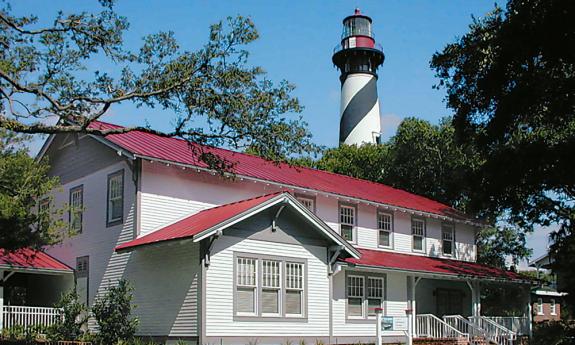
[341, 249, 525, 282]
[0, 248, 73, 273]
[116, 191, 283, 251]
[90, 121, 470, 221]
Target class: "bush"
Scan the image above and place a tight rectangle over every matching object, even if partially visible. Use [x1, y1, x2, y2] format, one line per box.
[532, 320, 575, 345]
[1, 324, 47, 342]
[47, 289, 88, 341]
[92, 279, 139, 345]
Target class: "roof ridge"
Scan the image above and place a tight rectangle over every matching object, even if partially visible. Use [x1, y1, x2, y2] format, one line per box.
[92, 120, 455, 210]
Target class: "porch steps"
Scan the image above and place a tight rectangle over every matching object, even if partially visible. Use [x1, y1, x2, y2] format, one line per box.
[413, 338, 470, 345]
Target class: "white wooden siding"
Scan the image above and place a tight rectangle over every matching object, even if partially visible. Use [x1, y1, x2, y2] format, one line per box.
[205, 236, 330, 337]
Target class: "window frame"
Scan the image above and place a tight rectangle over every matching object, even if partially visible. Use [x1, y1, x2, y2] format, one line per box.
[345, 271, 386, 322]
[441, 223, 455, 257]
[106, 169, 124, 227]
[294, 194, 316, 213]
[69, 185, 84, 233]
[411, 217, 426, 253]
[233, 252, 307, 321]
[339, 203, 357, 243]
[550, 299, 556, 315]
[537, 298, 544, 315]
[377, 211, 393, 249]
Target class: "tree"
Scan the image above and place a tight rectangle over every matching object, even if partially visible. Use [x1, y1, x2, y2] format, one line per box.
[0, 129, 64, 251]
[92, 279, 138, 345]
[48, 290, 88, 341]
[430, 0, 575, 306]
[0, 0, 316, 166]
[301, 117, 531, 267]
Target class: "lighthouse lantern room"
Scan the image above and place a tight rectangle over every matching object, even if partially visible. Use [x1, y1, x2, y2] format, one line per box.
[333, 9, 385, 146]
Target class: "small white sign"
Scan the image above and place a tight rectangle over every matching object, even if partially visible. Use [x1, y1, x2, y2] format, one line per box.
[393, 317, 409, 331]
[380, 316, 409, 332]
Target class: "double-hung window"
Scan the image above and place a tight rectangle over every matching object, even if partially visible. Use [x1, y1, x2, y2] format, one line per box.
[378, 212, 393, 248]
[347, 275, 364, 317]
[340, 205, 356, 242]
[296, 196, 315, 213]
[347, 274, 385, 319]
[236, 257, 257, 315]
[285, 262, 304, 316]
[107, 170, 124, 226]
[262, 260, 281, 315]
[367, 277, 384, 316]
[537, 298, 544, 315]
[69, 186, 83, 233]
[550, 299, 556, 315]
[442, 224, 454, 256]
[411, 218, 425, 252]
[235, 255, 306, 318]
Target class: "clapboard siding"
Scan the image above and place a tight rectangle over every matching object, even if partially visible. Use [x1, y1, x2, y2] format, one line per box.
[46, 134, 123, 185]
[205, 236, 330, 337]
[124, 241, 200, 337]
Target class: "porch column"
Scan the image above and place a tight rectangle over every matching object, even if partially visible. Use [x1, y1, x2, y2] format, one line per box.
[0, 269, 4, 332]
[468, 280, 481, 318]
[407, 276, 420, 337]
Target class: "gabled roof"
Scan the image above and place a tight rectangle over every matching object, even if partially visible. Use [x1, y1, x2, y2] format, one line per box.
[0, 248, 73, 274]
[83, 121, 475, 224]
[340, 248, 527, 283]
[115, 192, 360, 258]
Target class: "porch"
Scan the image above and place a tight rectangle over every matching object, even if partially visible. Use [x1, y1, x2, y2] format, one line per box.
[0, 249, 74, 330]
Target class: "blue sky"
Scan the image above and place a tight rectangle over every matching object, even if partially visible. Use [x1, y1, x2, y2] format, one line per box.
[9, 0, 554, 260]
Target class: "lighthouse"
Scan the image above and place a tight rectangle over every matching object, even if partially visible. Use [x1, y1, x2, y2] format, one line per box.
[333, 9, 385, 146]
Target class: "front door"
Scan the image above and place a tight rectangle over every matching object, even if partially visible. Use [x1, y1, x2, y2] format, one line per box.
[436, 288, 464, 316]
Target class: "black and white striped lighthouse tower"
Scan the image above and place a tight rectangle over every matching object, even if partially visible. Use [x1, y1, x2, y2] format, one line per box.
[332, 9, 385, 146]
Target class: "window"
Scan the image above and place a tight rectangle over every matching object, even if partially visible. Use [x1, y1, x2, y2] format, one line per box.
[537, 298, 543, 315]
[442, 224, 454, 256]
[286, 262, 304, 316]
[340, 205, 356, 242]
[235, 255, 306, 318]
[107, 170, 124, 225]
[38, 198, 50, 231]
[236, 257, 257, 315]
[69, 186, 83, 233]
[550, 299, 556, 315]
[378, 212, 393, 248]
[296, 196, 315, 213]
[347, 275, 364, 317]
[411, 218, 425, 252]
[367, 277, 384, 316]
[346, 273, 386, 319]
[262, 260, 281, 315]
[76, 256, 89, 278]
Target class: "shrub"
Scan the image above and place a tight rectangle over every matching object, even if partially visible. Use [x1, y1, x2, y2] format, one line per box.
[531, 320, 575, 345]
[92, 279, 139, 345]
[47, 289, 88, 341]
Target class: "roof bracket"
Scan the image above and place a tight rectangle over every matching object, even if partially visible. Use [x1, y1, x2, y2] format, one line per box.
[204, 230, 222, 267]
[328, 245, 344, 275]
[271, 200, 288, 232]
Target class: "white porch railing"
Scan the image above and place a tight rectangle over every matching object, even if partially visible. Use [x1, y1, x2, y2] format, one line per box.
[3, 306, 62, 329]
[416, 314, 467, 339]
[443, 314, 487, 341]
[484, 316, 530, 335]
[469, 316, 516, 345]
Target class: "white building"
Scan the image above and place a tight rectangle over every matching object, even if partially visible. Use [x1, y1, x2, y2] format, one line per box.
[21, 121, 530, 344]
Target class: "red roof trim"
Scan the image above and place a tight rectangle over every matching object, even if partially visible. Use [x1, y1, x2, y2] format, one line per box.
[0, 248, 73, 272]
[340, 249, 526, 283]
[115, 192, 284, 251]
[86, 121, 476, 224]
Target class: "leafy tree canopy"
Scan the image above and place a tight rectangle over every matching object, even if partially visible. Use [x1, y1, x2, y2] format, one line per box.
[0, 0, 316, 166]
[430, 0, 575, 306]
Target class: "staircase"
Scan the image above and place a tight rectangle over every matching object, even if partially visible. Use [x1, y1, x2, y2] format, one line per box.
[440, 315, 517, 345]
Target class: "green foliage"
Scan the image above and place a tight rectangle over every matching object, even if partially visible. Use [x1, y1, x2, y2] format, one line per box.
[1, 324, 47, 342]
[0, 129, 65, 250]
[92, 279, 138, 345]
[476, 225, 531, 268]
[431, 0, 575, 309]
[531, 321, 575, 345]
[47, 289, 88, 341]
[0, 1, 317, 167]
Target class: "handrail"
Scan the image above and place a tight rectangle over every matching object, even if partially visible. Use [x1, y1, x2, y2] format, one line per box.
[416, 314, 467, 339]
[469, 316, 516, 345]
[483, 316, 530, 335]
